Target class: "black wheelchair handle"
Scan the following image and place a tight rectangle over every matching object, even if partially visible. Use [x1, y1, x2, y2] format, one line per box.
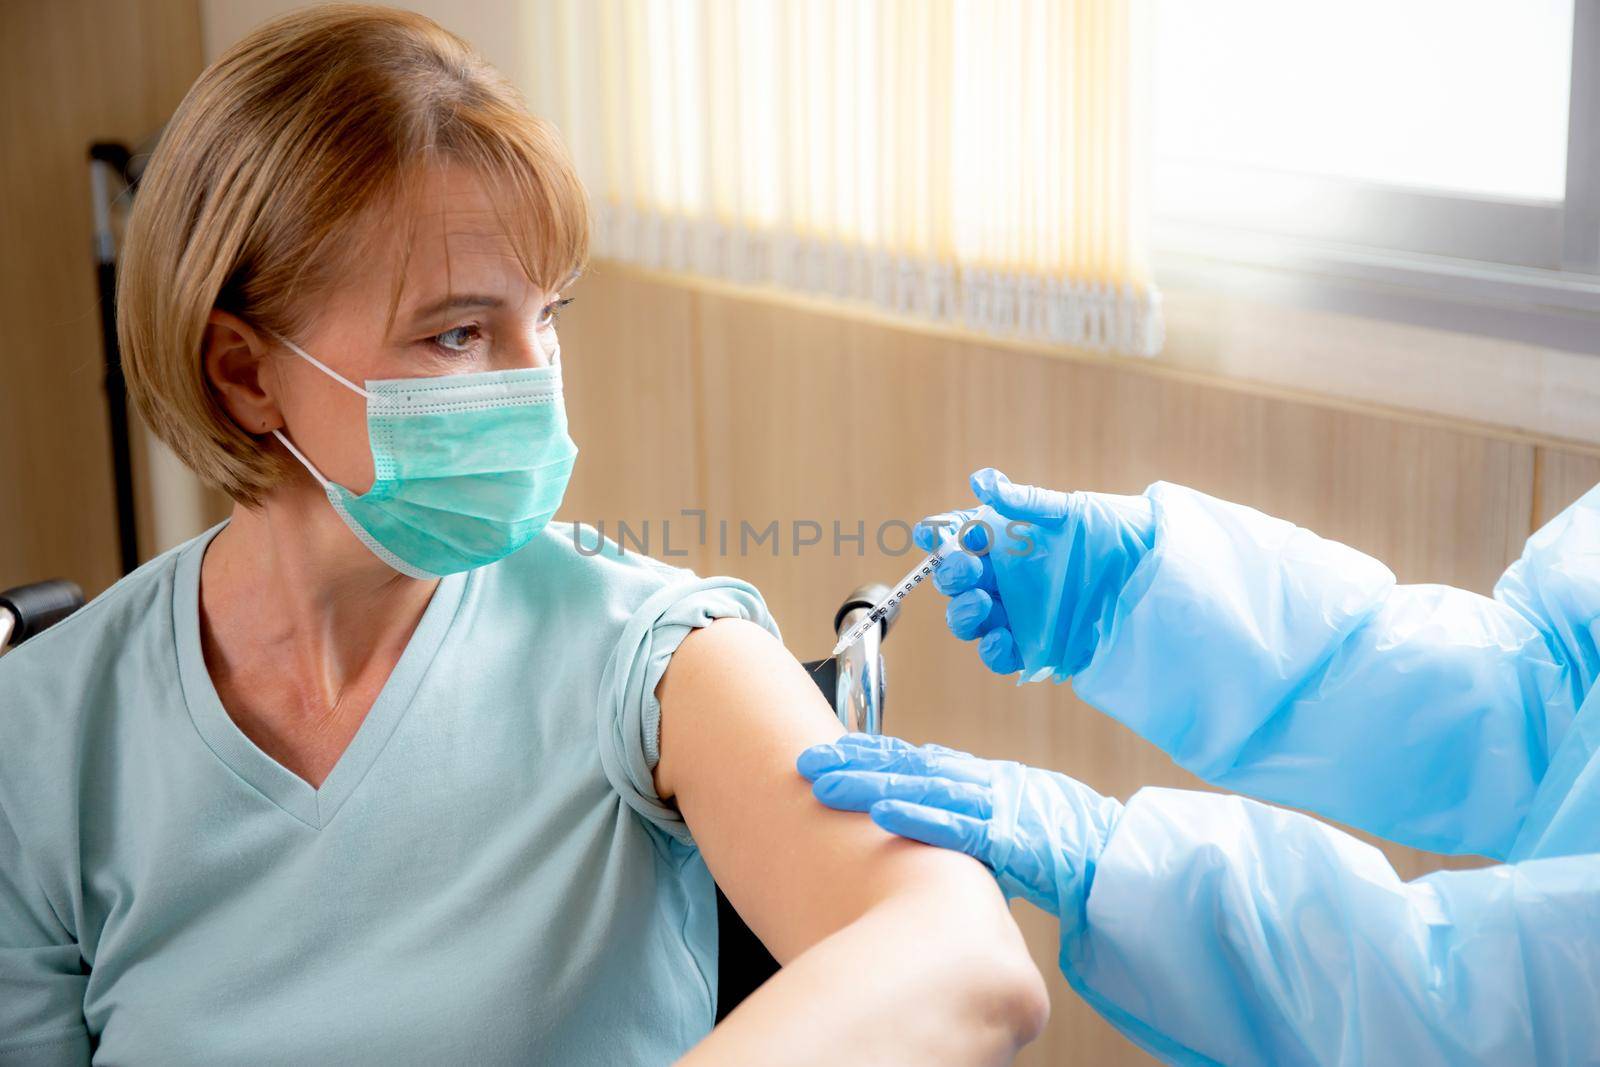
[0, 580, 86, 649]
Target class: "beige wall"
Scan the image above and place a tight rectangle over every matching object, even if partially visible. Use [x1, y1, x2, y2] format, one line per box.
[556, 262, 1600, 1066]
[0, 0, 209, 594]
[1158, 279, 1600, 451]
[199, 0, 539, 91]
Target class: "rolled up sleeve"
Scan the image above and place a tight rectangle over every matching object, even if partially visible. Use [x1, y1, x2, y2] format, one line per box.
[596, 576, 780, 844]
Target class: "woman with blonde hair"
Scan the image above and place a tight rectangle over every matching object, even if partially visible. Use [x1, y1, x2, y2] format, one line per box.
[0, 6, 1046, 1065]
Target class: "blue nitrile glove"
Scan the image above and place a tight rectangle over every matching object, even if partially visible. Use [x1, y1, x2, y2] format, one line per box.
[798, 732, 1123, 929]
[914, 468, 1156, 681]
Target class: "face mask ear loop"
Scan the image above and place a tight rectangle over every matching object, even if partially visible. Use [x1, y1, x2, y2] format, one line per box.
[271, 428, 333, 489]
[264, 327, 380, 401]
[262, 327, 385, 488]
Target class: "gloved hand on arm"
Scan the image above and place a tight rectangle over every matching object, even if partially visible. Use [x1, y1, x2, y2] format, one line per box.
[799, 732, 1600, 1067]
[797, 732, 1122, 928]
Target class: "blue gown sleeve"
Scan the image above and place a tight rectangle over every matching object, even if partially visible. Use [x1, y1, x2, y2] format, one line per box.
[1064, 786, 1600, 1067]
[0, 801, 90, 1066]
[1070, 481, 1600, 859]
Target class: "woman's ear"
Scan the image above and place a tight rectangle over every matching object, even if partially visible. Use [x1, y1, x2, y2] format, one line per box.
[203, 310, 282, 436]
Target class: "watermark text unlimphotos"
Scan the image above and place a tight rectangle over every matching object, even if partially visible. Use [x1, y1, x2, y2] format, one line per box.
[569, 510, 1034, 559]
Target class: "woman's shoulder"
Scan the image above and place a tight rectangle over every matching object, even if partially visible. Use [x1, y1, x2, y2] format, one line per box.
[520, 522, 779, 846]
[0, 536, 197, 840]
[494, 520, 703, 616]
[0, 540, 190, 696]
[480, 520, 778, 667]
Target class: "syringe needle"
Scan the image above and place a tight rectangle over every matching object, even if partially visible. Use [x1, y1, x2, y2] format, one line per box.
[829, 534, 957, 658]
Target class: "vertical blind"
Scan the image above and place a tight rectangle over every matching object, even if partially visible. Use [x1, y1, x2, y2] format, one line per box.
[528, 0, 1161, 357]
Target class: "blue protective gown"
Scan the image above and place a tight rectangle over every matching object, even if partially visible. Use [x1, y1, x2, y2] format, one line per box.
[1060, 480, 1600, 1066]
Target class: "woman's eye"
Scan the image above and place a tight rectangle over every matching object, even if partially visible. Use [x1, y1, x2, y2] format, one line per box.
[537, 297, 575, 328]
[431, 323, 482, 353]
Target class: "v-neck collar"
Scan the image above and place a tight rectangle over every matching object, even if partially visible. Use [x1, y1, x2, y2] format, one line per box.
[173, 520, 468, 830]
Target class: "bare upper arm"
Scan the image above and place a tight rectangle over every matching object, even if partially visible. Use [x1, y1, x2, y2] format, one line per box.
[653, 617, 1005, 963]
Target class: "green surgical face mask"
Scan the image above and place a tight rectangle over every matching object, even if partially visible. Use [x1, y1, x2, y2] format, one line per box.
[267, 330, 578, 579]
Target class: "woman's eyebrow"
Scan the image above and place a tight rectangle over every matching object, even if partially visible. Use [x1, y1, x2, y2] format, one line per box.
[408, 293, 505, 322]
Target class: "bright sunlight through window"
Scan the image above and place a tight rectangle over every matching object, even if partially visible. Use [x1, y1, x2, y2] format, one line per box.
[1152, 0, 1573, 202]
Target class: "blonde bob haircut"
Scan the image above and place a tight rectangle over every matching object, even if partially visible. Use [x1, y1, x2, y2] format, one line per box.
[118, 3, 589, 506]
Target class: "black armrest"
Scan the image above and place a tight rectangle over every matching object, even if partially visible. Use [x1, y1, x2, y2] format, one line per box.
[0, 580, 85, 650]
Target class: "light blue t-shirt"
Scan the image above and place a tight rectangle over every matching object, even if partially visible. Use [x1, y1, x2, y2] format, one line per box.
[0, 520, 778, 1065]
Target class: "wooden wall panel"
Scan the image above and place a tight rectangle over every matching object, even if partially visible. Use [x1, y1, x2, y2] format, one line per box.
[1535, 448, 1600, 527]
[0, 0, 203, 594]
[556, 266, 708, 573]
[568, 264, 1562, 1065]
[1161, 279, 1600, 450]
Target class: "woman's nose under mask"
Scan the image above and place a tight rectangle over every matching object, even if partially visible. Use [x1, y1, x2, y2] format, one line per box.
[266, 329, 579, 579]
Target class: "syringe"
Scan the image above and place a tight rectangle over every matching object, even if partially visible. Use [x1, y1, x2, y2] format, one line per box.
[830, 532, 960, 658]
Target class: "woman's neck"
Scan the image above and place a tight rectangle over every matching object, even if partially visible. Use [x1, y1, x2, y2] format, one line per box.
[200, 486, 440, 695]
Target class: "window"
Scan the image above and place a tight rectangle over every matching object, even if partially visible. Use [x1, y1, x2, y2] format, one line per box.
[1149, 0, 1600, 351]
